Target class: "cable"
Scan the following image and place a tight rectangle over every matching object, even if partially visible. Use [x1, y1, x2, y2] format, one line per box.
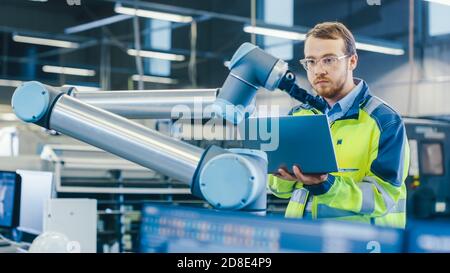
[278, 71, 328, 113]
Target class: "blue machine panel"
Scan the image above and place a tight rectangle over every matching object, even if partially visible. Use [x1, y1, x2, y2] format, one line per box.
[140, 204, 404, 253]
[407, 220, 450, 253]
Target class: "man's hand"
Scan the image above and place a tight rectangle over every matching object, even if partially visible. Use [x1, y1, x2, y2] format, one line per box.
[275, 165, 328, 185]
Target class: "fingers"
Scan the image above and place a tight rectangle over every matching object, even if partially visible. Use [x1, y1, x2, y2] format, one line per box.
[319, 174, 328, 181]
[292, 165, 328, 185]
[273, 173, 283, 179]
[275, 166, 328, 184]
[277, 168, 296, 181]
[292, 165, 304, 181]
[278, 168, 291, 178]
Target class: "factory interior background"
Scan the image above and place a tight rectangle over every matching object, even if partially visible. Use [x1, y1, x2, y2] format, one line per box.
[0, 0, 450, 254]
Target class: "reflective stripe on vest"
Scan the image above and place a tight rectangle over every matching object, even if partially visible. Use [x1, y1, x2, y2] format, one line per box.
[290, 188, 309, 204]
[358, 182, 375, 214]
[285, 188, 309, 218]
[362, 176, 396, 215]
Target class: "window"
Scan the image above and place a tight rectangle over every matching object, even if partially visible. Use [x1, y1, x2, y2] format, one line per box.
[145, 19, 171, 76]
[261, 0, 294, 60]
[428, 2, 450, 37]
[420, 142, 444, 175]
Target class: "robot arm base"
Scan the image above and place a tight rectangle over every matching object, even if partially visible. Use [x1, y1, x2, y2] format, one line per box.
[192, 146, 268, 213]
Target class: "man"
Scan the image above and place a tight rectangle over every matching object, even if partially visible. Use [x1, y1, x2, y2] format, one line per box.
[269, 22, 409, 228]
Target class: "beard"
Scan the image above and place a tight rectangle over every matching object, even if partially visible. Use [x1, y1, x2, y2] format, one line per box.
[313, 70, 348, 100]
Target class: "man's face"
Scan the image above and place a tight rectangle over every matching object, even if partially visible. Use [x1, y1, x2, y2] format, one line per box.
[303, 37, 355, 100]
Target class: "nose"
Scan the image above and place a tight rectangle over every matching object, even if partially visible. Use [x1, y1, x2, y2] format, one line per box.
[312, 64, 327, 77]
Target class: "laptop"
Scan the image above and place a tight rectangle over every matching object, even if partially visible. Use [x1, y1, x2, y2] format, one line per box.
[238, 115, 339, 174]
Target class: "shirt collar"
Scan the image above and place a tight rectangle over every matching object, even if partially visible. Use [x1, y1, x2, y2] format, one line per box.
[329, 78, 363, 115]
[321, 78, 363, 116]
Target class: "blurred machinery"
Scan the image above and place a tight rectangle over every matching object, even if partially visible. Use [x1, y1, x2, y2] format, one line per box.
[39, 144, 188, 195]
[140, 203, 404, 253]
[139, 203, 450, 253]
[404, 117, 450, 220]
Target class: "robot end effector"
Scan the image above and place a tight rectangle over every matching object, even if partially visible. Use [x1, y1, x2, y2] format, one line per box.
[214, 43, 327, 124]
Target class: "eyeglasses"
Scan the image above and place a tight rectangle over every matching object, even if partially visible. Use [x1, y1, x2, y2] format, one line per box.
[299, 55, 349, 71]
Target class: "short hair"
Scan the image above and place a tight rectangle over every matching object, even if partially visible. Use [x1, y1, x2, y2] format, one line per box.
[305, 22, 357, 56]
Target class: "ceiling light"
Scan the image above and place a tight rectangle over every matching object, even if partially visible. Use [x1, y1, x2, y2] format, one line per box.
[13, 34, 79, 49]
[355, 42, 405, 55]
[42, 65, 96, 77]
[0, 79, 23, 87]
[243, 25, 306, 41]
[132, 74, 178, 84]
[127, 49, 185, 61]
[115, 3, 193, 23]
[244, 25, 404, 55]
[424, 0, 450, 6]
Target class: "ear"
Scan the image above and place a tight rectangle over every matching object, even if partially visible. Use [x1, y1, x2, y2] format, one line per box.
[349, 54, 358, 71]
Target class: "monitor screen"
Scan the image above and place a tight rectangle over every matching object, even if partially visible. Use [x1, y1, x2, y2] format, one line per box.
[420, 142, 444, 176]
[0, 171, 21, 228]
[16, 170, 53, 235]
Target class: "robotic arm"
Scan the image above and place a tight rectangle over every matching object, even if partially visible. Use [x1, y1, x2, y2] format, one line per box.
[68, 88, 219, 120]
[11, 82, 267, 214]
